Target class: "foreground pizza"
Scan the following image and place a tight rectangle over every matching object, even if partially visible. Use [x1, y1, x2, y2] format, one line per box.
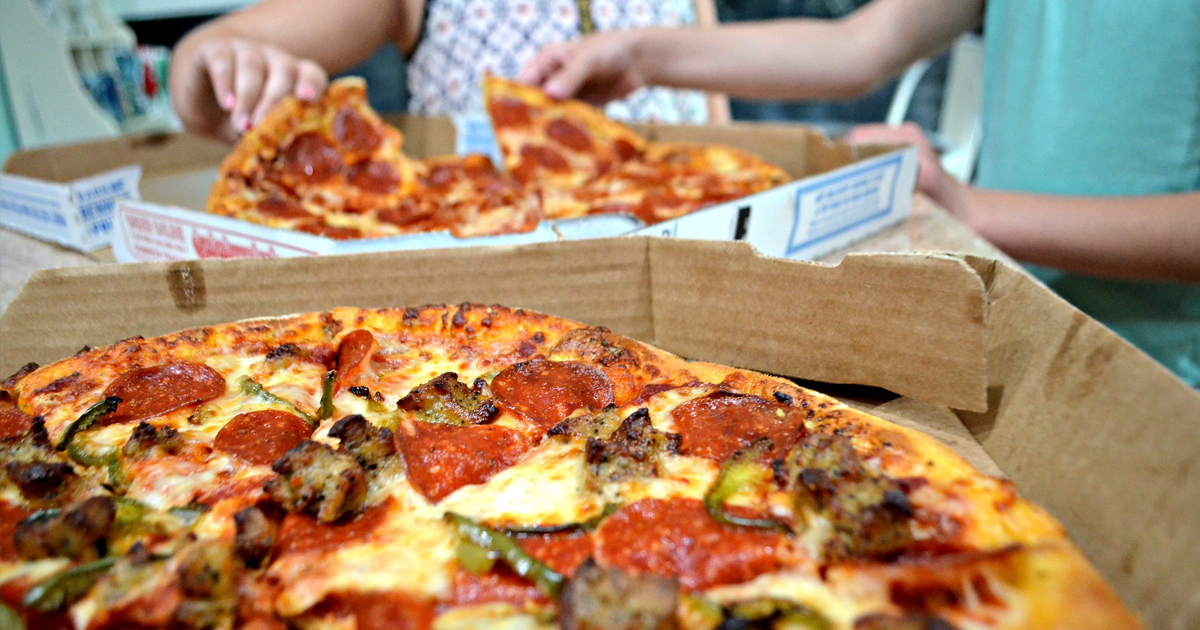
[0, 306, 1139, 629]
[205, 77, 789, 240]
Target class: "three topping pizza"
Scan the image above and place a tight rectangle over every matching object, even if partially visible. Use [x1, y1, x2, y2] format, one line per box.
[0, 305, 1140, 629]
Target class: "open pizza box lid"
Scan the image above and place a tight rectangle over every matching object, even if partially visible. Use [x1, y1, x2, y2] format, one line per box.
[1, 115, 916, 261]
[1, 237, 1197, 629]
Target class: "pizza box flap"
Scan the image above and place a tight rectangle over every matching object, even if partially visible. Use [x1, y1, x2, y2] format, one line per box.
[3, 132, 227, 182]
[0, 237, 986, 412]
[959, 257, 1200, 629]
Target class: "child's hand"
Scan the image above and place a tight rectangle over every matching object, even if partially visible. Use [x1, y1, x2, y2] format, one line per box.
[845, 123, 975, 224]
[519, 30, 649, 105]
[173, 38, 328, 141]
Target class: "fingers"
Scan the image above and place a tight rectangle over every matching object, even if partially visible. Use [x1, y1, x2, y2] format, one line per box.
[543, 48, 597, 100]
[845, 122, 930, 150]
[293, 60, 328, 102]
[251, 51, 297, 125]
[200, 43, 237, 112]
[229, 43, 267, 132]
[519, 43, 568, 86]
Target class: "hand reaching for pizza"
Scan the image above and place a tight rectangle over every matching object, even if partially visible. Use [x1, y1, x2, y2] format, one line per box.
[519, 30, 649, 106]
[171, 37, 328, 142]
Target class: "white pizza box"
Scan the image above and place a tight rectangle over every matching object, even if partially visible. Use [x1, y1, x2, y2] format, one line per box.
[2, 114, 916, 261]
[1, 237, 1197, 628]
[0, 166, 140, 252]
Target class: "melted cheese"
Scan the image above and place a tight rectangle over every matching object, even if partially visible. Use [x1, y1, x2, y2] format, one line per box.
[438, 441, 598, 526]
[270, 505, 457, 615]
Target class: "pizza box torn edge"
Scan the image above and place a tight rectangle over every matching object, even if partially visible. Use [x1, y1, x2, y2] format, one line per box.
[2, 236, 1197, 629]
[1, 114, 917, 262]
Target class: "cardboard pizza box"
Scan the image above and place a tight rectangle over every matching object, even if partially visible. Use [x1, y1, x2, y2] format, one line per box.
[1, 237, 1197, 629]
[0, 115, 916, 261]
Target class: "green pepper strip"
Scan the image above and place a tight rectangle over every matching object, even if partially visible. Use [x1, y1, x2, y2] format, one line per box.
[21, 556, 117, 613]
[446, 512, 564, 598]
[239, 377, 316, 428]
[0, 601, 26, 630]
[319, 370, 336, 422]
[56, 397, 120, 451]
[705, 438, 791, 534]
[502, 503, 619, 535]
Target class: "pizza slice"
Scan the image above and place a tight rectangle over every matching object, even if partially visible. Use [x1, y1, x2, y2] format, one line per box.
[548, 142, 790, 224]
[483, 74, 647, 188]
[206, 77, 421, 238]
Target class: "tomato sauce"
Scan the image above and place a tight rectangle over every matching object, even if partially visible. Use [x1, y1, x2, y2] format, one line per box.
[102, 361, 225, 424]
[491, 358, 614, 430]
[594, 497, 787, 590]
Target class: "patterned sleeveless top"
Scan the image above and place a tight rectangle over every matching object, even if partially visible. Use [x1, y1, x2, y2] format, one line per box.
[407, 0, 710, 123]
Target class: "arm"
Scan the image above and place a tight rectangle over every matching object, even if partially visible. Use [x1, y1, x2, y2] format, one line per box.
[170, 0, 423, 141]
[848, 124, 1200, 284]
[520, 0, 983, 104]
[960, 189, 1200, 283]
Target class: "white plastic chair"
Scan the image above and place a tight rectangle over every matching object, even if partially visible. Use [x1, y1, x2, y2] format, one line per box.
[886, 34, 985, 182]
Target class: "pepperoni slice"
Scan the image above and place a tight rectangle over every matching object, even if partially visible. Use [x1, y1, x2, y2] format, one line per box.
[396, 421, 532, 502]
[214, 410, 312, 466]
[448, 570, 544, 607]
[516, 530, 594, 576]
[347, 160, 400, 194]
[335, 330, 377, 392]
[594, 497, 787, 590]
[446, 530, 591, 607]
[547, 118, 592, 151]
[489, 97, 532, 128]
[612, 138, 641, 161]
[0, 397, 33, 440]
[279, 132, 343, 184]
[334, 107, 383, 155]
[274, 499, 392, 556]
[258, 196, 311, 219]
[669, 392, 805, 461]
[102, 361, 225, 424]
[311, 590, 434, 630]
[491, 358, 614, 430]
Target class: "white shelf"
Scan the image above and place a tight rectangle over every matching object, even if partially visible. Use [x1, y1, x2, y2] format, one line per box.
[107, 0, 255, 22]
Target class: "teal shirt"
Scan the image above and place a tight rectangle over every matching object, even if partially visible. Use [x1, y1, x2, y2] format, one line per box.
[977, 1, 1200, 385]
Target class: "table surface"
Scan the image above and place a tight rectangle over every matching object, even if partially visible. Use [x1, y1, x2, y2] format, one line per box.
[0, 195, 1008, 315]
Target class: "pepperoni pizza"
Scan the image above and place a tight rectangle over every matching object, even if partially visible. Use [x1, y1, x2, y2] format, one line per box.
[205, 78, 789, 240]
[206, 79, 542, 240]
[0, 306, 1139, 630]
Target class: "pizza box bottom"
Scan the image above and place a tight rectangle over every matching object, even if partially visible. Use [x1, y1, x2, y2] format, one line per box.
[1, 237, 1196, 629]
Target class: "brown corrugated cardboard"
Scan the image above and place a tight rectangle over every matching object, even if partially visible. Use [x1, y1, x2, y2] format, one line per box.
[1, 237, 1196, 629]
